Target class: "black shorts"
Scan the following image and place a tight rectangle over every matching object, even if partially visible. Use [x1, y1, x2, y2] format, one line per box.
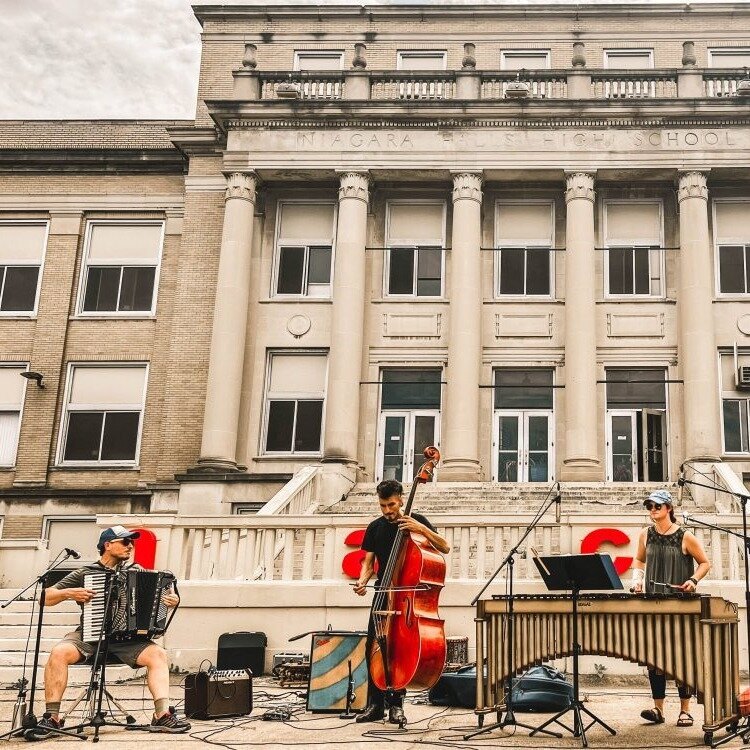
[60, 630, 154, 669]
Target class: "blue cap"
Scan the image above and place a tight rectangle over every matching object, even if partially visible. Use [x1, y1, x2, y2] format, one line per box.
[645, 489, 674, 508]
[98, 525, 140, 548]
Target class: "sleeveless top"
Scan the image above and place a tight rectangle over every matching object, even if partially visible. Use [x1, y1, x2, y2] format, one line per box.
[644, 525, 694, 594]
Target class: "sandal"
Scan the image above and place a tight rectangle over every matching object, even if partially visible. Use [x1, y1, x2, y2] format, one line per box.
[677, 712, 694, 727]
[640, 707, 665, 724]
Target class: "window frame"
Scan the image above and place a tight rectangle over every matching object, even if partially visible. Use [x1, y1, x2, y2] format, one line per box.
[708, 48, 750, 68]
[293, 50, 345, 71]
[396, 50, 448, 71]
[0, 220, 49, 318]
[500, 50, 551, 71]
[0, 362, 29, 468]
[722, 397, 750, 454]
[271, 200, 337, 299]
[57, 362, 149, 468]
[602, 200, 665, 299]
[719, 349, 750, 455]
[713, 199, 750, 298]
[76, 219, 164, 318]
[384, 200, 446, 299]
[603, 49, 655, 69]
[494, 199, 555, 300]
[261, 350, 328, 457]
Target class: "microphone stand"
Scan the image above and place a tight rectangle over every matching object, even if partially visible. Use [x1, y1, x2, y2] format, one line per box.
[339, 659, 357, 719]
[464, 482, 563, 741]
[679, 473, 750, 748]
[0, 550, 86, 742]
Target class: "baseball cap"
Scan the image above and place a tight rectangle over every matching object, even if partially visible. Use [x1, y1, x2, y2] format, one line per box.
[98, 525, 140, 548]
[644, 489, 674, 508]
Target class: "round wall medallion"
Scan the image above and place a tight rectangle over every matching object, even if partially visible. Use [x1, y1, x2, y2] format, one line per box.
[287, 314, 311, 338]
[738, 314, 750, 336]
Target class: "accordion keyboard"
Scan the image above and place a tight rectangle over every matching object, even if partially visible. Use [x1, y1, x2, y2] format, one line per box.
[82, 571, 111, 642]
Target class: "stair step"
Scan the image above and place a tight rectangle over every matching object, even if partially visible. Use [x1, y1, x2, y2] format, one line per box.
[0, 612, 79, 626]
[0, 624, 73, 639]
[0, 664, 132, 688]
[0, 638, 59, 653]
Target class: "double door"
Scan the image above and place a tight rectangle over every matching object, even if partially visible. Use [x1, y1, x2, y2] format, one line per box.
[493, 411, 553, 482]
[607, 409, 666, 482]
[377, 411, 439, 482]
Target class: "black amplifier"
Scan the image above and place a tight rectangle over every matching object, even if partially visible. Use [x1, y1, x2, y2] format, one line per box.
[184, 669, 253, 719]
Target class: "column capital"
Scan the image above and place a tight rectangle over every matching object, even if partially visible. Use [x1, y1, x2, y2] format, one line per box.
[224, 171, 258, 203]
[451, 171, 483, 203]
[337, 171, 370, 202]
[565, 171, 596, 203]
[677, 170, 709, 202]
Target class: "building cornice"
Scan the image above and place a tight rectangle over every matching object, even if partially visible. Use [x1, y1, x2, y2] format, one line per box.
[0, 148, 186, 174]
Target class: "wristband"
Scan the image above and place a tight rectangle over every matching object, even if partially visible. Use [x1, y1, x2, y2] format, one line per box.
[630, 568, 645, 585]
[688, 577, 698, 587]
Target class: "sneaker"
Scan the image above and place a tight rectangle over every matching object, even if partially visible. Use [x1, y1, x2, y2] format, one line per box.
[149, 711, 191, 733]
[24, 713, 64, 741]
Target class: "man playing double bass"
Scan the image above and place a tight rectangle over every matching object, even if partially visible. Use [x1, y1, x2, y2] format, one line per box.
[353, 479, 450, 725]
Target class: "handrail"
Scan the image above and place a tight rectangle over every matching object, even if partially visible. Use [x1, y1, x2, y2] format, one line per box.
[256, 465, 320, 516]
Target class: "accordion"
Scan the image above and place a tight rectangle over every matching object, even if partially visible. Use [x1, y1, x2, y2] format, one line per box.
[83, 568, 176, 642]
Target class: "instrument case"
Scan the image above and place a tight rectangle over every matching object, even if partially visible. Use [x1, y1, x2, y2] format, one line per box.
[217, 631, 267, 676]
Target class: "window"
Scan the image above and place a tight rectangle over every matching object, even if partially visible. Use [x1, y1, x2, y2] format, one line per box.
[264, 353, 327, 454]
[709, 49, 750, 68]
[0, 365, 26, 467]
[501, 50, 550, 70]
[604, 202, 664, 297]
[0, 222, 47, 315]
[604, 49, 654, 69]
[79, 222, 163, 315]
[60, 365, 147, 465]
[495, 202, 554, 297]
[714, 201, 750, 295]
[397, 51, 447, 71]
[385, 202, 445, 297]
[294, 51, 344, 71]
[381, 369, 442, 410]
[605, 369, 666, 409]
[274, 202, 335, 297]
[494, 369, 554, 410]
[720, 352, 750, 453]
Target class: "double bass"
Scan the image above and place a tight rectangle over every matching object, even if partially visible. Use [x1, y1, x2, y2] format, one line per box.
[368, 446, 447, 693]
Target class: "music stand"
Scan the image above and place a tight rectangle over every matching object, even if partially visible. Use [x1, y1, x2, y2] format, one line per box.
[529, 553, 622, 748]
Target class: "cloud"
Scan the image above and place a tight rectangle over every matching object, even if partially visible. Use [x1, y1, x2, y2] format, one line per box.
[0, 0, 201, 119]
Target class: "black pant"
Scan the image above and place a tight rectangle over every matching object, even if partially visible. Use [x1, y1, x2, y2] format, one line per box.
[648, 669, 692, 700]
[365, 616, 405, 709]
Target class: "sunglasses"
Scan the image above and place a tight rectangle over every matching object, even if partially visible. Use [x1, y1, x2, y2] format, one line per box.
[113, 538, 134, 546]
[644, 502, 667, 511]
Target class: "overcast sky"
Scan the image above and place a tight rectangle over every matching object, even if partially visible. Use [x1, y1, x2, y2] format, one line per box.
[1, 0, 747, 120]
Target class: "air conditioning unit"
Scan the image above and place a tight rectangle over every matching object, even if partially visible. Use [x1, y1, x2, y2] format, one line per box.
[738, 366, 750, 389]
[736, 79, 750, 97]
[504, 81, 531, 99]
[276, 82, 301, 99]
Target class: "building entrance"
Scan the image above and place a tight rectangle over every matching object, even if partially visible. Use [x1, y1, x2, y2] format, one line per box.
[494, 411, 554, 482]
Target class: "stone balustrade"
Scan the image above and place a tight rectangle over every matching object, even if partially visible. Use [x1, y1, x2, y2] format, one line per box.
[370, 72, 455, 100]
[591, 71, 678, 99]
[481, 72, 568, 99]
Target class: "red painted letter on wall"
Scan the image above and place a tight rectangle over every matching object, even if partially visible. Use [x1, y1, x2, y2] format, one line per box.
[580, 528, 633, 575]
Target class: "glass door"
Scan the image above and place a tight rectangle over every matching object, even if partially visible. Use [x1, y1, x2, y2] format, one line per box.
[642, 409, 666, 482]
[377, 410, 439, 482]
[607, 410, 637, 481]
[494, 411, 553, 482]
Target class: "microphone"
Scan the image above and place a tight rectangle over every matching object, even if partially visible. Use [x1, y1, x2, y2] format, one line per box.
[677, 463, 685, 506]
[555, 482, 562, 524]
[682, 511, 690, 524]
[64, 548, 81, 559]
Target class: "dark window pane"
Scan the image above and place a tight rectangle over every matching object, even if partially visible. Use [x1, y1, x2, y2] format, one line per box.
[266, 400, 295, 451]
[606, 368, 666, 408]
[416, 246, 442, 296]
[499, 248, 524, 295]
[277, 247, 305, 294]
[1, 266, 39, 311]
[100, 412, 140, 460]
[294, 400, 323, 451]
[64, 412, 104, 461]
[526, 248, 550, 295]
[608, 247, 632, 294]
[634, 248, 650, 294]
[83, 267, 120, 312]
[388, 247, 414, 294]
[308, 246, 332, 285]
[723, 400, 745, 452]
[719, 246, 746, 294]
[494, 369, 553, 409]
[746, 247, 750, 294]
[382, 369, 441, 409]
[119, 267, 155, 311]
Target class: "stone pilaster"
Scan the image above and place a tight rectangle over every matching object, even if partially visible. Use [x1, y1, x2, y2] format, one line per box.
[561, 172, 602, 480]
[196, 171, 257, 471]
[677, 171, 721, 461]
[440, 172, 483, 481]
[322, 172, 370, 464]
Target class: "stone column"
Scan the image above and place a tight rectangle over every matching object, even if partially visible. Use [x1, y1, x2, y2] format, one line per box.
[322, 172, 370, 464]
[561, 172, 602, 480]
[196, 172, 258, 471]
[677, 171, 722, 460]
[440, 172, 483, 481]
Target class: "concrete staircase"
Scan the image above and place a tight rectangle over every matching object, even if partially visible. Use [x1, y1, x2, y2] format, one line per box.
[0, 592, 131, 687]
[320, 481, 705, 515]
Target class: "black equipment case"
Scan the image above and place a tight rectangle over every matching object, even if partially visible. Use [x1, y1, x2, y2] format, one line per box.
[217, 631, 267, 676]
[185, 669, 252, 719]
